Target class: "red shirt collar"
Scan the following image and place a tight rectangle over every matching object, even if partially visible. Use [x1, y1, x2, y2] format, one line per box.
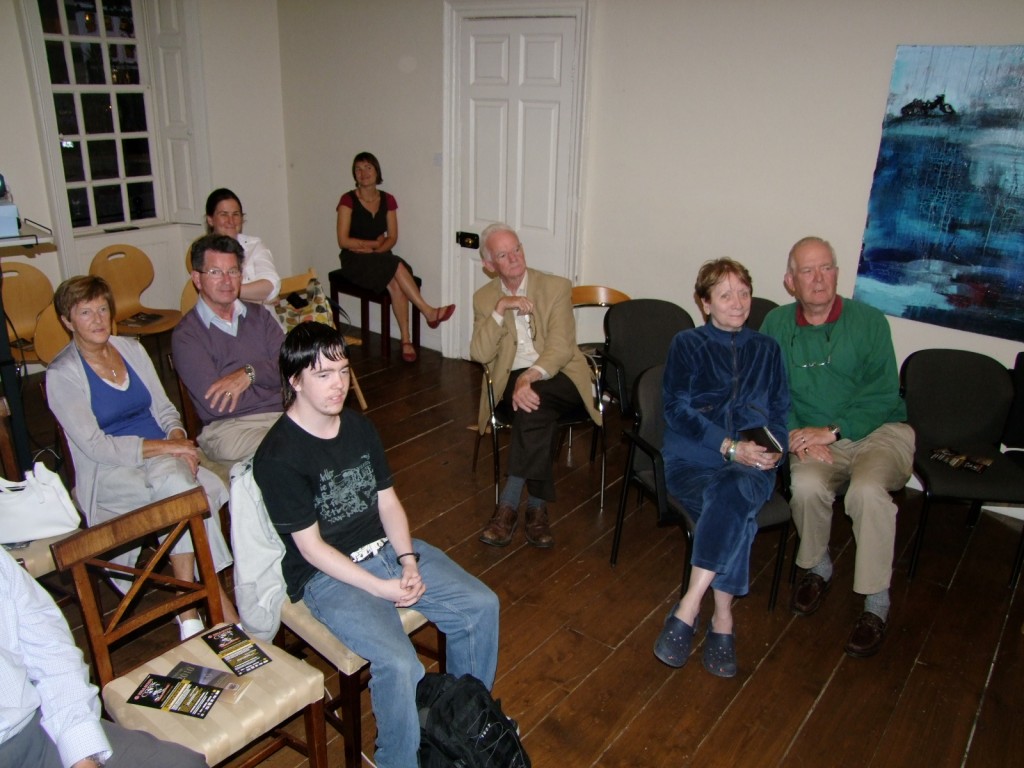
[796, 295, 843, 326]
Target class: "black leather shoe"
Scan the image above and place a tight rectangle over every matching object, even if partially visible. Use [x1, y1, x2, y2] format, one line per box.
[790, 572, 831, 616]
[479, 503, 517, 547]
[844, 612, 887, 657]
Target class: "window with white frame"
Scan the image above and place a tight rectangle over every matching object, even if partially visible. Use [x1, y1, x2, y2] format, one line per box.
[35, 0, 158, 229]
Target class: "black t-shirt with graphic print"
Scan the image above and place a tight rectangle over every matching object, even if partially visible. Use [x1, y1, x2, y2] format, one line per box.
[253, 409, 392, 601]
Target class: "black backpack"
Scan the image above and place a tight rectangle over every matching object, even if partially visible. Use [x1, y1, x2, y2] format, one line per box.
[416, 672, 531, 768]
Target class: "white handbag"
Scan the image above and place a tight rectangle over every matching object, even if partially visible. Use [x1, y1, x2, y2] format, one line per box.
[0, 462, 80, 544]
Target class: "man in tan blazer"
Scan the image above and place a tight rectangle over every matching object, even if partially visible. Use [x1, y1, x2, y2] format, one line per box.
[471, 223, 601, 548]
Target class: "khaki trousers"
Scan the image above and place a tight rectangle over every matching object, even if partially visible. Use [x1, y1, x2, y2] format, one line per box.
[789, 422, 915, 595]
[197, 412, 282, 465]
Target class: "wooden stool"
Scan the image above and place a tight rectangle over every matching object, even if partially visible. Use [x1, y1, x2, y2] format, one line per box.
[328, 269, 421, 360]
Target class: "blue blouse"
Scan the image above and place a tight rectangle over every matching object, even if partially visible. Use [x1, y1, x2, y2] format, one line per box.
[82, 355, 164, 439]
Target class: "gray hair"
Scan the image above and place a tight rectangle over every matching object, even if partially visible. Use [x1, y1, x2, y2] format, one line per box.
[787, 236, 836, 273]
[479, 222, 518, 262]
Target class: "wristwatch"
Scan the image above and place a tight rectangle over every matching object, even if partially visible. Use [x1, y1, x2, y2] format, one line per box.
[826, 424, 842, 441]
[244, 364, 256, 385]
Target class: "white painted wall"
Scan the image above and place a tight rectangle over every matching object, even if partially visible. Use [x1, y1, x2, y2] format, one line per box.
[2, 0, 1022, 364]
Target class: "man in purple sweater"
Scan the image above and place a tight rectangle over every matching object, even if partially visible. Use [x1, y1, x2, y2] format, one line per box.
[172, 234, 284, 464]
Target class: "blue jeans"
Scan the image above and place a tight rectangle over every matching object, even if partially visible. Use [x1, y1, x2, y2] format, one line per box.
[666, 461, 776, 596]
[302, 540, 500, 768]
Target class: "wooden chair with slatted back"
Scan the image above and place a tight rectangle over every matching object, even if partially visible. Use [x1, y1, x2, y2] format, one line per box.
[50, 487, 328, 767]
[2, 261, 54, 368]
[90, 244, 182, 336]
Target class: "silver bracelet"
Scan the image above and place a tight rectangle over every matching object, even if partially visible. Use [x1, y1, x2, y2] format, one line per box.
[726, 440, 737, 462]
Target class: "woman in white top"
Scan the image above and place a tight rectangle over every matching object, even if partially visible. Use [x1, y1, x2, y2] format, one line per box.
[205, 187, 282, 303]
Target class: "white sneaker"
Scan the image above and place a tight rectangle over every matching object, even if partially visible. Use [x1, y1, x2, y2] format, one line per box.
[177, 617, 205, 641]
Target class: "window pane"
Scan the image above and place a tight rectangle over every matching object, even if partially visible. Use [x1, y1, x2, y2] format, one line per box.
[53, 93, 79, 135]
[81, 93, 113, 133]
[61, 141, 85, 182]
[127, 181, 155, 220]
[121, 138, 150, 176]
[116, 92, 146, 132]
[87, 139, 118, 179]
[45, 40, 70, 84]
[104, 1, 134, 38]
[64, 0, 99, 36]
[37, 0, 62, 34]
[109, 44, 138, 84]
[68, 188, 91, 227]
[71, 42, 105, 85]
[94, 184, 124, 224]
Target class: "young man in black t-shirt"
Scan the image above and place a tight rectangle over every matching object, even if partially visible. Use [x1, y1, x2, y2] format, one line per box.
[253, 323, 499, 768]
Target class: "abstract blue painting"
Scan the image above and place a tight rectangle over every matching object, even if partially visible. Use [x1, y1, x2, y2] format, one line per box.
[855, 45, 1024, 342]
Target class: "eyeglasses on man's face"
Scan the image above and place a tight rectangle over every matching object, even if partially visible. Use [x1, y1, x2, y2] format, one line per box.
[198, 267, 242, 279]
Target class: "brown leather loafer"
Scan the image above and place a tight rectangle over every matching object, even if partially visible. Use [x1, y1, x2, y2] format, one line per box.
[844, 611, 887, 657]
[524, 505, 554, 548]
[479, 503, 518, 547]
[790, 572, 831, 616]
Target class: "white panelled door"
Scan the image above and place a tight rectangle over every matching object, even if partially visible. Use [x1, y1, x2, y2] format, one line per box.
[446, 5, 586, 357]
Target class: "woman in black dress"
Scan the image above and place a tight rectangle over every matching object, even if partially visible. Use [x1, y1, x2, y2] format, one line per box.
[336, 152, 455, 362]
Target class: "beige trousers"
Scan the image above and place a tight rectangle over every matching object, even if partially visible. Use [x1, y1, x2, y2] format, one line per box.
[789, 422, 915, 595]
[197, 412, 282, 465]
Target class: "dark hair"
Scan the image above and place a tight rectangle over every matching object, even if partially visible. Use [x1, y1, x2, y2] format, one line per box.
[280, 322, 349, 410]
[189, 234, 245, 272]
[351, 152, 383, 184]
[694, 258, 753, 303]
[53, 275, 116, 322]
[204, 188, 243, 233]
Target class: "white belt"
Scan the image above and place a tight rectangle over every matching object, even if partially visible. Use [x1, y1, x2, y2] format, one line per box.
[350, 537, 388, 563]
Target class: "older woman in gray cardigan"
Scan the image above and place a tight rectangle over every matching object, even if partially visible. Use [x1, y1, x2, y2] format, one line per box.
[45, 276, 238, 639]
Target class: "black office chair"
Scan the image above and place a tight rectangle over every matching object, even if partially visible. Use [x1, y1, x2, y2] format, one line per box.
[602, 299, 694, 421]
[611, 365, 791, 609]
[472, 359, 606, 509]
[746, 296, 779, 332]
[901, 349, 1024, 587]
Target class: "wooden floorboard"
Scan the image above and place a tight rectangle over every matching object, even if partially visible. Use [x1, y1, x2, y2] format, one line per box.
[18, 336, 1023, 767]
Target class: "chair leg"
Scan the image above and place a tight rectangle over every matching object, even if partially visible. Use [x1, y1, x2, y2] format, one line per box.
[908, 495, 933, 580]
[359, 297, 372, 352]
[768, 521, 789, 611]
[327, 672, 363, 768]
[610, 443, 636, 565]
[348, 368, 368, 411]
[490, 424, 501, 508]
[379, 297, 391, 359]
[303, 698, 329, 768]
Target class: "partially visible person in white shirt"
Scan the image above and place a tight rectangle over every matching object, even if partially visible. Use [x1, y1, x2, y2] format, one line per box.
[0, 549, 206, 768]
[204, 187, 281, 304]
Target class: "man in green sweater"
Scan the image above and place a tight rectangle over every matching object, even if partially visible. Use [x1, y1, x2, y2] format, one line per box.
[761, 236, 914, 658]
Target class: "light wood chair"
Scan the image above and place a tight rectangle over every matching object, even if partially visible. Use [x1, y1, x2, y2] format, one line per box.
[31, 302, 73, 365]
[277, 269, 367, 411]
[51, 487, 328, 768]
[90, 244, 182, 336]
[2, 261, 54, 368]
